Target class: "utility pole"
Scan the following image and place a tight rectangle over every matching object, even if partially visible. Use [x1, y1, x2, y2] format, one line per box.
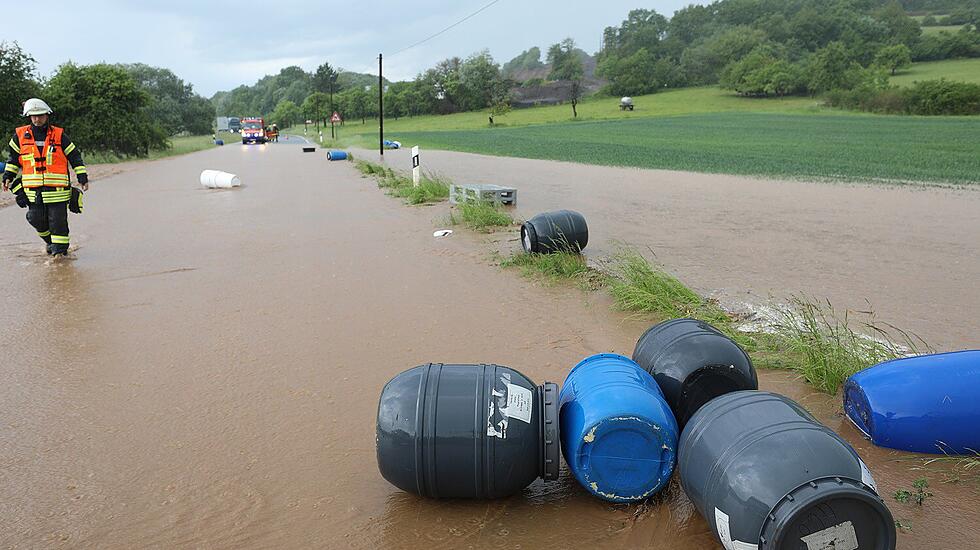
[329, 76, 335, 139]
[379, 53, 384, 157]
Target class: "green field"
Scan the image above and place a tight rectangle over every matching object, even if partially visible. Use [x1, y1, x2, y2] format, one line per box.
[381, 113, 979, 185]
[890, 58, 980, 86]
[319, 87, 823, 138]
[921, 24, 972, 35]
[87, 131, 235, 164]
[308, 83, 978, 185]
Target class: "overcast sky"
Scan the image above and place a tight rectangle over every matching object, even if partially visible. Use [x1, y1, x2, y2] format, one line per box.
[8, 0, 695, 97]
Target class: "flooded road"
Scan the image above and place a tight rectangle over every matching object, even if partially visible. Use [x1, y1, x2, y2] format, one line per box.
[1, 141, 976, 549]
[355, 147, 980, 351]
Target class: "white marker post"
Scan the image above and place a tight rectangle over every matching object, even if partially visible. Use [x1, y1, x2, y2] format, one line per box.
[412, 146, 421, 187]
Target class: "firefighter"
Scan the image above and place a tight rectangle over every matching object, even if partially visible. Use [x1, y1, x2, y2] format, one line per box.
[2, 98, 89, 256]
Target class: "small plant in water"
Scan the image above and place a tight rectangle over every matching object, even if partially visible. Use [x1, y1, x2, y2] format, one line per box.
[894, 478, 933, 506]
[894, 519, 913, 532]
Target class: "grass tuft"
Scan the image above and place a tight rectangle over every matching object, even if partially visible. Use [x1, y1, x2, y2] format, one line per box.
[458, 200, 513, 231]
[769, 296, 926, 394]
[917, 450, 980, 485]
[606, 249, 730, 325]
[500, 251, 603, 288]
[596, 248, 927, 393]
[354, 160, 449, 204]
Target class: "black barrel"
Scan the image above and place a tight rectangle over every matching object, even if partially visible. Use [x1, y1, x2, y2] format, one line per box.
[521, 210, 588, 254]
[680, 391, 895, 550]
[632, 318, 757, 428]
[376, 363, 559, 499]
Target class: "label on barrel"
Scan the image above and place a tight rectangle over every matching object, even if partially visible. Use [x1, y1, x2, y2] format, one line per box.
[858, 459, 877, 492]
[800, 521, 858, 550]
[714, 508, 757, 550]
[487, 374, 533, 439]
[504, 384, 532, 424]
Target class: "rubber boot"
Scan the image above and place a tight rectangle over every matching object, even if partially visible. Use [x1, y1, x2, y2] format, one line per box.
[50, 243, 69, 256]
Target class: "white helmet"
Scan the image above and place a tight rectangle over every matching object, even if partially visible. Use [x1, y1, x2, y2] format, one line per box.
[23, 98, 53, 117]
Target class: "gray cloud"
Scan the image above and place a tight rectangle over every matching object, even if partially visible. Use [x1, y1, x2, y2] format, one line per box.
[8, 0, 693, 96]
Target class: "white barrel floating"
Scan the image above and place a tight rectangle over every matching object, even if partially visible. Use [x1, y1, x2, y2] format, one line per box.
[200, 170, 241, 189]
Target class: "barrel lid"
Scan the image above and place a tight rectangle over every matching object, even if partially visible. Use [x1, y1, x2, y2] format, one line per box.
[540, 382, 560, 481]
[577, 416, 675, 502]
[759, 476, 895, 550]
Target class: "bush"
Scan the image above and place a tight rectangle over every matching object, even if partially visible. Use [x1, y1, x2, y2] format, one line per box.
[721, 49, 806, 96]
[44, 63, 167, 157]
[913, 28, 980, 61]
[903, 78, 980, 114]
[827, 78, 980, 115]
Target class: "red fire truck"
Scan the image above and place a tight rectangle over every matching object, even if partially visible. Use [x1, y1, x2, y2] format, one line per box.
[240, 117, 266, 144]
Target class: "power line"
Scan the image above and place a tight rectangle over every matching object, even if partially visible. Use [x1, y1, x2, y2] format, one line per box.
[389, 0, 503, 57]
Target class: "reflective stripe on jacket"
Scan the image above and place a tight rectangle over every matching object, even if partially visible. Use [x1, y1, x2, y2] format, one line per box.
[16, 125, 70, 188]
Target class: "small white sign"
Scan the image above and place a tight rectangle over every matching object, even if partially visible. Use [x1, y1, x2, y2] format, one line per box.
[503, 383, 532, 423]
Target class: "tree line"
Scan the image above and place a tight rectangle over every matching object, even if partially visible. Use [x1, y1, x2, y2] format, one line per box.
[0, 42, 214, 158]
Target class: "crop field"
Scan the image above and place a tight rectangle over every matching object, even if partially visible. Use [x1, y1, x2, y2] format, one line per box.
[890, 58, 980, 86]
[383, 113, 980, 184]
[320, 86, 824, 139]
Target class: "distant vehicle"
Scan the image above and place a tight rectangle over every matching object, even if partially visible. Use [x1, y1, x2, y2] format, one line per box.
[620, 97, 634, 111]
[241, 117, 266, 144]
[228, 117, 241, 133]
[216, 116, 231, 132]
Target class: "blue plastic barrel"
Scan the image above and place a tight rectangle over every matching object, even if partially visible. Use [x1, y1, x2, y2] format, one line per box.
[327, 150, 348, 161]
[559, 353, 678, 502]
[214, 139, 224, 146]
[844, 350, 980, 454]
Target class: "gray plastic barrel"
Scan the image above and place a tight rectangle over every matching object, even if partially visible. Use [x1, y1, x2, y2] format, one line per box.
[680, 391, 895, 550]
[521, 210, 588, 254]
[632, 318, 757, 429]
[376, 363, 559, 499]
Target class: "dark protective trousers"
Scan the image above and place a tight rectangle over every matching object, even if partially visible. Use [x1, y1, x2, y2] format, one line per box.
[26, 193, 70, 253]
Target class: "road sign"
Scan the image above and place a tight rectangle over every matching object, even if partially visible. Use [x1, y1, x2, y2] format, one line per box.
[330, 112, 342, 123]
[412, 146, 420, 187]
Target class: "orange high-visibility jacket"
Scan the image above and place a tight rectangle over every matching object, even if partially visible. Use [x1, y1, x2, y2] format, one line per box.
[16, 125, 71, 188]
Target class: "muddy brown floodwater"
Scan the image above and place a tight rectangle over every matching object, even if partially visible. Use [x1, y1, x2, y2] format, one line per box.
[1, 140, 976, 549]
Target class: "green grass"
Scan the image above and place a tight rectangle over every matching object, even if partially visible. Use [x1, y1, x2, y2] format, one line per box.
[353, 159, 449, 204]
[333, 87, 823, 144]
[500, 250, 604, 288]
[86, 132, 237, 164]
[769, 295, 925, 394]
[606, 249, 735, 329]
[320, 84, 979, 185]
[457, 200, 513, 231]
[890, 58, 980, 87]
[387, 113, 980, 185]
[921, 24, 973, 35]
[533, 247, 926, 394]
[919, 451, 980, 484]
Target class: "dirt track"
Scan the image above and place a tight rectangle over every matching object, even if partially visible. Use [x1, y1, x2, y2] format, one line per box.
[0, 140, 976, 549]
